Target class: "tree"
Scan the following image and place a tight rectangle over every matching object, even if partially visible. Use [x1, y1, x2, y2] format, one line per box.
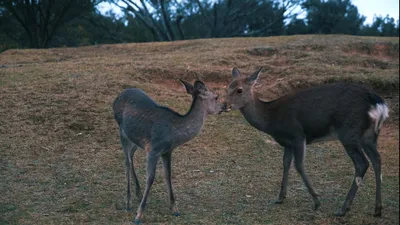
[360, 15, 399, 37]
[186, 0, 301, 38]
[285, 17, 308, 35]
[380, 15, 398, 36]
[53, 7, 155, 46]
[0, 0, 98, 48]
[111, 0, 184, 41]
[111, 0, 302, 41]
[0, 6, 25, 50]
[302, 0, 365, 35]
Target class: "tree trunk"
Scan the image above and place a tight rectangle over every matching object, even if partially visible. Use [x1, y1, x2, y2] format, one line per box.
[176, 15, 184, 40]
[159, 0, 175, 41]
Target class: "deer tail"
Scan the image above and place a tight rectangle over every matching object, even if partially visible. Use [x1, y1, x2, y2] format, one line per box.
[367, 93, 389, 135]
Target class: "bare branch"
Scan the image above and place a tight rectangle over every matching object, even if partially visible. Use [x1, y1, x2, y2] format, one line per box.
[84, 16, 124, 42]
[194, 0, 212, 27]
[3, 2, 33, 44]
[117, 0, 165, 40]
[160, 0, 174, 40]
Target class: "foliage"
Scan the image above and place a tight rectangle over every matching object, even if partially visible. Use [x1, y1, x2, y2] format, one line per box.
[360, 15, 400, 37]
[302, 0, 365, 35]
[0, 0, 99, 48]
[0, 0, 398, 50]
[55, 9, 154, 47]
[179, 0, 298, 38]
[285, 17, 309, 35]
[110, 0, 185, 41]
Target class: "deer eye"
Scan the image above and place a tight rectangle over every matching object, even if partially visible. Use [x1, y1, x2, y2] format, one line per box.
[215, 95, 219, 100]
[237, 88, 243, 94]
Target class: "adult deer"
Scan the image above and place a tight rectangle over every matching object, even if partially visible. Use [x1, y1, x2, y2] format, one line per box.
[223, 68, 389, 217]
[113, 80, 223, 223]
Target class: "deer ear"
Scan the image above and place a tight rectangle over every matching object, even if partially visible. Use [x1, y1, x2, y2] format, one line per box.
[194, 80, 207, 93]
[232, 68, 241, 79]
[247, 68, 263, 85]
[179, 79, 194, 95]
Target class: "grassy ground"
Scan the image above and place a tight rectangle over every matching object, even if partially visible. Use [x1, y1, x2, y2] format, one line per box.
[0, 35, 398, 225]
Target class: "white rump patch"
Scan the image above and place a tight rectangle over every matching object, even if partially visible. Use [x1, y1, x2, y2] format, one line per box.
[368, 103, 389, 134]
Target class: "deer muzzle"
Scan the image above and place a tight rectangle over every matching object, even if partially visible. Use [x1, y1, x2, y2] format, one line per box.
[222, 103, 232, 112]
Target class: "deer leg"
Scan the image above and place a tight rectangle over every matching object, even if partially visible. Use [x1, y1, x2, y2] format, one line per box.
[129, 145, 142, 199]
[336, 145, 369, 216]
[162, 152, 180, 216]
[293, 139, 320, 210]
[120, 129, 136, 211]
[275, 147, 293, 204]
[124, 152, 133, 211]
[134, 152, 159, 224]
[361, 137, 382, 217]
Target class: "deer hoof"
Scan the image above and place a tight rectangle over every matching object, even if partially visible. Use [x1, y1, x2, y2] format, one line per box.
[134, 219, 142, 224]
[173, 212, 181, 217]
[373, 208, 382, 217]
[136, 191, 143, 199]
[335, 211, 345, 217]
[126, 207, 133, 212]
[314, 199, 321, 211]
[335, 208, 349, 217]
[274, 199, 284, 204]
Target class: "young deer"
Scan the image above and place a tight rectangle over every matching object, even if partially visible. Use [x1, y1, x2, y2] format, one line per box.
[113, 80, 223, 224]
[223, 68, 389, 217]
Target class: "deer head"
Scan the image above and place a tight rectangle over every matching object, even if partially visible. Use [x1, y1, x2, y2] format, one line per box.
[180, 79, 223, 115]
[223, 68, 263, 111]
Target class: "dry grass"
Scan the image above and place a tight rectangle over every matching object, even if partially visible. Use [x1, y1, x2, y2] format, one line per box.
[0, 35, 398, 225]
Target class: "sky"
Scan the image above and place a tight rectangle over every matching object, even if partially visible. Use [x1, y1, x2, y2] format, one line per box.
[97, 0, 400, 25]
[352, 0, 399, 24]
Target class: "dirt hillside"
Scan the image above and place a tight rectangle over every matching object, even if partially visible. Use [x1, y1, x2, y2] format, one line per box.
[0, 35, 398, 224]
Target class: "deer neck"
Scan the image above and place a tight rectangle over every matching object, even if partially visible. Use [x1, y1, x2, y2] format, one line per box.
[239, 93, 270, 132]
[174, 96, 207, 144]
